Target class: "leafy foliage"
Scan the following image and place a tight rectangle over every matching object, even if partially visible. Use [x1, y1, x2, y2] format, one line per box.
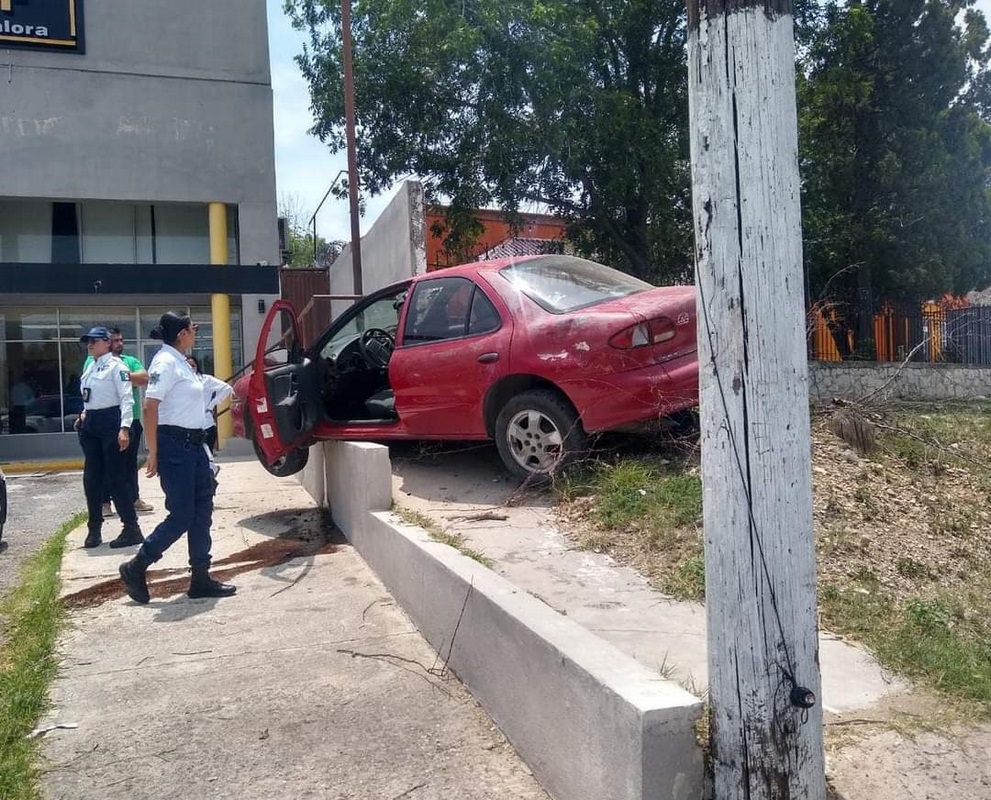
[285, 0, 991, 304]
[285, 0, 693, 282]
[798, 0, 991, 309]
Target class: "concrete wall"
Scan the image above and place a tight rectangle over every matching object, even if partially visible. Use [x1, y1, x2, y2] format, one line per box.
[2, 0, 276, 215]
[809, 361, 991, 403]
[309, 440, 704, 800]
[331, 181, 426, 318]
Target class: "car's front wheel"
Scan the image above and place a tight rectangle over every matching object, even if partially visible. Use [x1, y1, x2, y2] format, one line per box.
[251, 433, 309, 477]
[494, 390, 588, 483]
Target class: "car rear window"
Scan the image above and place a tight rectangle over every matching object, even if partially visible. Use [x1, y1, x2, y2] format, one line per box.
[498, 255, 652, 314]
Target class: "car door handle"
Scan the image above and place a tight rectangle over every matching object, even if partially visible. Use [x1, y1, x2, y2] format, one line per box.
[477, 353, 499, 363]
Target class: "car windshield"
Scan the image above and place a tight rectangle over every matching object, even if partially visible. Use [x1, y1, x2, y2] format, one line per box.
[319, 288, 406, 360]
[498, 255, 653, 314]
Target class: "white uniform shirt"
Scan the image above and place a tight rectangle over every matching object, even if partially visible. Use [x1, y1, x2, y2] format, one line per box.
[80, 353, 133, 428]
[146, 344, 206, 428]
[199, 373, 233, 430]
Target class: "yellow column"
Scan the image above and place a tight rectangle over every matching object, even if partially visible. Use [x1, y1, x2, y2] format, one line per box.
[209, 202, 234, 446]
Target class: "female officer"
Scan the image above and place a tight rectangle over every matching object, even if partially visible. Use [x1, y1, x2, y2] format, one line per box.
[118, 312, 236, 603]
[77, 326, 144, 549]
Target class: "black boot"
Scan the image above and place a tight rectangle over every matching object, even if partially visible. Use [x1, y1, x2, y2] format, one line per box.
[118, 547, 153, 604]
[108, 525, 144, 549]
[187, 565, 236, 599]
[83, 529, 102, 549]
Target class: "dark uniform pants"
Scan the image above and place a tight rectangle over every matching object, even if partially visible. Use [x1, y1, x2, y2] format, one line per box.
[142, 431, 215, 567]
[79, 408, 138, 534]
[103, 419, 142, 504]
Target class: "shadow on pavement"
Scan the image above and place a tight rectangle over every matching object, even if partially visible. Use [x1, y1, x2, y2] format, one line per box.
[63, 506, 345, 610]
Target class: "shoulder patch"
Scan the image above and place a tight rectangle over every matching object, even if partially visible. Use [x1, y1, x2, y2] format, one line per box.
[119, 370, 129, 382]
[149, 372, 160, 386]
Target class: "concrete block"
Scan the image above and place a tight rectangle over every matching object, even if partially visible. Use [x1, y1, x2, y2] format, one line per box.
[324, 440, 392, 531]
[295, 442, 327, 506]
[324, 442, 703, 800]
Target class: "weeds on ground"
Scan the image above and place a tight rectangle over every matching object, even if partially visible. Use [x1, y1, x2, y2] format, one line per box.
[559, 454, 705, 601]
[0, 511, 86, 800]
[820, 574, 991, 708]
[557, 402, 991, 709]
[393, 506, 493, 568]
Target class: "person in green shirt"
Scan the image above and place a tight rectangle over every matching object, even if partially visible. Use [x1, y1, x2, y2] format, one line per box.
[82, 327, 155, 525]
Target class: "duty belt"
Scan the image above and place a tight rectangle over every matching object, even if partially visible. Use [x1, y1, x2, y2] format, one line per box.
[158, 425, 206, 446]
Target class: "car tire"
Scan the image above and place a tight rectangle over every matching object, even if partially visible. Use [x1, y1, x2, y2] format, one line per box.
[494, 389, 588, 483]
[251, 434, 309, 477]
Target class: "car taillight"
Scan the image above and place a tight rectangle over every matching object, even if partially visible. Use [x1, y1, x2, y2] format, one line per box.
[609, 317, 678, 349]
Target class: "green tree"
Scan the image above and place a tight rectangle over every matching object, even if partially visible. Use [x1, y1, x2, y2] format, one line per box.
[279, 195, 341, 267]
[286, 0, 692, 282]
[799, 0, 991, 339]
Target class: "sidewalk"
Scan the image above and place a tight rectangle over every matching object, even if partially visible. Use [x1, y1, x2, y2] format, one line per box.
[40, 462, 547, 800]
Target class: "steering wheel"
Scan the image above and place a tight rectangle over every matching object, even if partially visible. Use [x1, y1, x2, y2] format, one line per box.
[357, 328, 395, 370]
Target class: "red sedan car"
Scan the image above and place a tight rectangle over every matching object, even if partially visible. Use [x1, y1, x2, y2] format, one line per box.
[231, 254, 698, 481]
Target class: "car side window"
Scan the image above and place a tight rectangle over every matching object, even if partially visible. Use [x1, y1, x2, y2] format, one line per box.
[318, 291, 404, 360]
[468, 290, 500, 335]
[404, 277, 474, 342]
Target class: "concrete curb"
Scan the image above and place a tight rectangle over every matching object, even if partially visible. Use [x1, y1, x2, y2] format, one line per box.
[1, 459, 84, 474]
[313, 441, 704, 800]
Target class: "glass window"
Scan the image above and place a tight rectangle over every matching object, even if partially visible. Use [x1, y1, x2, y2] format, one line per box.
[319, 288, 406, 360]
[5, 342, 62, 434]
[0, 309, 58, 341]
[404, 277, 474, 343]
[499, 255, 652, 314]
[79, 201, 151, 264]
[468, 290, 501, 336]
[153, 204, 210, 264]
[0, 200, 53, 263]
[0, 303, 245, 435]
[60, 341, 87, 428]
[59, 308, 137, 343]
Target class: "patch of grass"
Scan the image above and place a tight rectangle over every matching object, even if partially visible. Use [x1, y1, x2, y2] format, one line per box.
[881, 401, 991, 475]
[820, 574, 991, 708]
[663, 551, 706, 602]
[393, 506, 493, 568]
[573, 458, 702, 533]
[0, 511, 86, 800]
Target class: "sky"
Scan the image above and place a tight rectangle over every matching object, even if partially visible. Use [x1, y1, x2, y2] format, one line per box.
[266, 0, 400, 245]
[268, 0, 991, 244]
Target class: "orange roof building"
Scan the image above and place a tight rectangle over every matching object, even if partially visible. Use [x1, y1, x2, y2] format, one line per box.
[425, 207, 568, 271]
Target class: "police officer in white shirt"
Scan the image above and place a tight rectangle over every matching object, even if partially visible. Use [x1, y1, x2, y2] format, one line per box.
[118, 311, 236, 604]
[76, 327, 144, 549]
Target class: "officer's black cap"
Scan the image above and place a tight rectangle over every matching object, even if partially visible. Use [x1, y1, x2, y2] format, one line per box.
[80, 326, 111, 342]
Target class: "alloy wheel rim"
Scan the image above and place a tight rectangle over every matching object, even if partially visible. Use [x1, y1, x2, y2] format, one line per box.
[506, 409, 564, 473]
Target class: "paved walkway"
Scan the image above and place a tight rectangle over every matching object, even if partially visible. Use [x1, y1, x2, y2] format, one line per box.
[389, 444, 906, 713]
[40, 462, 546, 800]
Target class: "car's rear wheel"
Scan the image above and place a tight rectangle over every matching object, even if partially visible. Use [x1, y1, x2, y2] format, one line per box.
[251, 432, 309, 477]
[494, 390, 588, 483]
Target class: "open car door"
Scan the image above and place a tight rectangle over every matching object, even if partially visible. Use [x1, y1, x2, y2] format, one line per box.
[247, 300, 322, 465]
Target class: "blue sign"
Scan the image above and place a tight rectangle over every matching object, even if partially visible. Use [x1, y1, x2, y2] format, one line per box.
[0, 0, 84, 53]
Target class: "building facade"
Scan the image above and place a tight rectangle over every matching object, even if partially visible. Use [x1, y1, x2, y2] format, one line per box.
[0, 0, 280, 459]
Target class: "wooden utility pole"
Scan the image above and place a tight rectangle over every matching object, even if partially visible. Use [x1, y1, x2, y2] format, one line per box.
[685, 2, 826, 798]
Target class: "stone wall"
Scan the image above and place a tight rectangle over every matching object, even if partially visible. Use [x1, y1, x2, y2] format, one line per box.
[809, 361, 991, 404]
